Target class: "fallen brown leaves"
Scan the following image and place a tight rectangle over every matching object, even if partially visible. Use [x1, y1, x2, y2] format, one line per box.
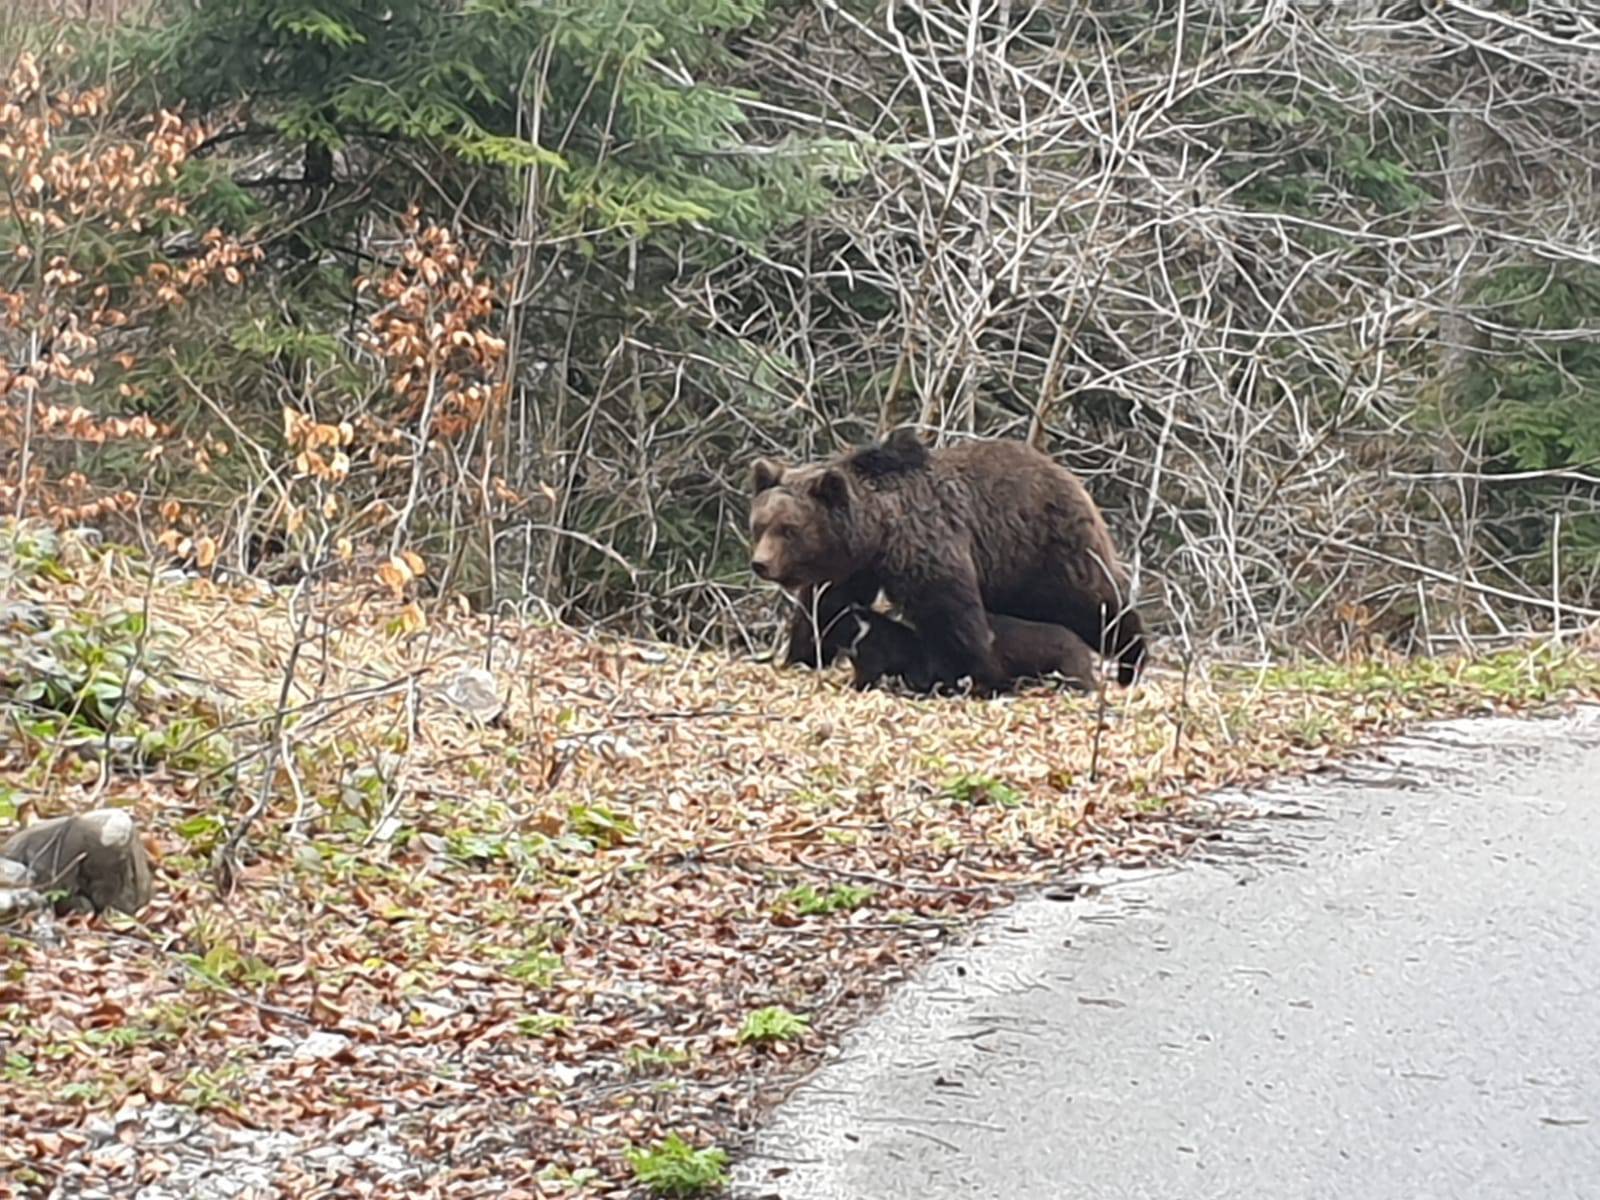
[2, 558, 1597, 1198]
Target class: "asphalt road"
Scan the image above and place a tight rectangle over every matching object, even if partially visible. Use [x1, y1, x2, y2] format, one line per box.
[733, 707, 1600, 1200]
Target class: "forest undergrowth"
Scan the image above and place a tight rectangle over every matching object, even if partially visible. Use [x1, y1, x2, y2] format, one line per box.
[3, 526, 1597, 1198]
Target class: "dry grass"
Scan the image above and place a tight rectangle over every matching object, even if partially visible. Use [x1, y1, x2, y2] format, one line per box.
[3, 531, 1598, 1197]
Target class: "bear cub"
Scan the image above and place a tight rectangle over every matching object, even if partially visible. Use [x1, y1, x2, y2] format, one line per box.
[750, 427, 1147, 690]
[843, 608, 1097, 695]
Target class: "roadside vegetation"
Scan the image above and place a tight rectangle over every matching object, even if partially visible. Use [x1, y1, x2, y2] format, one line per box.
[3, 526, 1596, 1194]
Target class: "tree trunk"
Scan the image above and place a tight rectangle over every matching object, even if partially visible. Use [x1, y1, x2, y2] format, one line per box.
[1425, 101, 1500, 636]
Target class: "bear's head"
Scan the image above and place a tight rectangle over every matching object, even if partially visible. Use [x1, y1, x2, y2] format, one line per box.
[748, 458, 858, 590]
[844, 609, 938, 693]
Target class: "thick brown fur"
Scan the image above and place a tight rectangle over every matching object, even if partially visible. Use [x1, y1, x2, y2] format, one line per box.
[749, 427, 1146, 688]
[845, 608, 1097, 694]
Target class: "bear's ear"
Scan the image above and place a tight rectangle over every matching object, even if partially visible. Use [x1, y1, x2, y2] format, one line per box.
[810, 466, 850, 509]
[750, 458, 786, 495]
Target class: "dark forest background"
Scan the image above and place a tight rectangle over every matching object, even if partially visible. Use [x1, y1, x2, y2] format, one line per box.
[5, 0, 1598, 664]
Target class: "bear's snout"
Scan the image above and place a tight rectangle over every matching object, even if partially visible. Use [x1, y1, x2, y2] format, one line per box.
[751, 558, 774, 580]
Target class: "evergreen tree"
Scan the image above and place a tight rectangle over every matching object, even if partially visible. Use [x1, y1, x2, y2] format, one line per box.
[124, 0, 824, 243]
[102, 0, 838, 616]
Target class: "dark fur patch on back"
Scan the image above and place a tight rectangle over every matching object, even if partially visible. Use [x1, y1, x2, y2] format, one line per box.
[845, 427, 930, 483]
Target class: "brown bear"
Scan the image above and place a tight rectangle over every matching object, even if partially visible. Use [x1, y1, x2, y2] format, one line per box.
[842, 607, 1098, 694]
[749, 427, 1146, 689]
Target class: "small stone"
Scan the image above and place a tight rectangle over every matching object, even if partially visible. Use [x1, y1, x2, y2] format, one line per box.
[437, 666, 503, 724]
[0, 855, 45, 926]
[0, 857, 33, 888]
[142, 1103, 189, 1134]
[291, 1031, 351, 1062]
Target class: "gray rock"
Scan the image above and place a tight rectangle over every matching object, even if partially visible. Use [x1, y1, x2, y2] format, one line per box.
[0, 854, 46, 925]
[0, 856, 33, 888]
[1, 808, 154, 916]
